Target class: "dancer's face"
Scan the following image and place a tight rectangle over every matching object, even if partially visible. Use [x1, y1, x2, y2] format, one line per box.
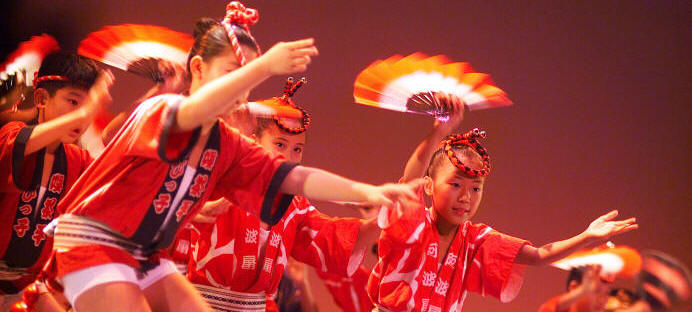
[256, 121, 306, 163]
[426, 151, 485, 228]
[193, 45, 258, 104]
[36, 86, 90, 143]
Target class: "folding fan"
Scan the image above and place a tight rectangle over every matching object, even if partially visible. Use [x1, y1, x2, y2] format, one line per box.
[353, 53, 512, 119]
[1, 34, 60, 85]
[552, 244, 643, 278]
[78, 24, 193, 82]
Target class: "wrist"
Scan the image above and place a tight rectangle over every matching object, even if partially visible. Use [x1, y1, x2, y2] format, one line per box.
[351, 183, 375, 203]
[252, 55, 275, 79]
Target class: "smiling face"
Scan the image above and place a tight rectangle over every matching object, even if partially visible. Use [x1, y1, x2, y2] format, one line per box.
[255, 120, 306, 163]
[35, 86, 89, 143]
[425, 147, 485, 230]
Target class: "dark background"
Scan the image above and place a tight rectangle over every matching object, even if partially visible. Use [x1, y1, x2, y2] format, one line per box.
[2, 1, 690, 310]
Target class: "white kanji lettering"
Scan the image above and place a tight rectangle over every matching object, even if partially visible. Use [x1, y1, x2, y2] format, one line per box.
[427, 243, 438, 257]
[422, 271, 436, 287]
[241, 255, 256, 270]
[269, 232, 281, 248]
[444, 253, 458, 267]
[434, 280, 449, 296]
[263, 258, 273, 273]
[428, 305, 441, 312]
[245, 229, 258, 244]
[421, 299, 430, 311]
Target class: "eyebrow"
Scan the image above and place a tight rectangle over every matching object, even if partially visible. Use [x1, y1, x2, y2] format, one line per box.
[67, 92, 84, 97]
[274, 137, 289, 142]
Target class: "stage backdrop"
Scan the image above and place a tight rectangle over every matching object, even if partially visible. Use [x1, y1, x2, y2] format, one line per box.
[2, 1, 690, 311]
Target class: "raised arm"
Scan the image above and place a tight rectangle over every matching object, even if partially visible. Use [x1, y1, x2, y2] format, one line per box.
[25, 70, 114, 155]
[516, 210, 638, 265]
[401, 93, 464, 182]
[175, 38, 318, 131]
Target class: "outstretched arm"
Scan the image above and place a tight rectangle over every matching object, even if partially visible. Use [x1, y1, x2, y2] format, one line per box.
[25, 70, 114, 155]
[176, 38, 318, 131]
[401, 93, 464, 182]
[280, 166, 423, 210]
[516, 210, 638, 265]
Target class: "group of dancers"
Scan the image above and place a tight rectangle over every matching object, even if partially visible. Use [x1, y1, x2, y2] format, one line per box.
[0, 1, 689, 312]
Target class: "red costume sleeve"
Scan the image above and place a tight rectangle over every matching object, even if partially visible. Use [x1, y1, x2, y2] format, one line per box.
[464, 227, 531, 303]
[120, 94, 199, 162]
[211, 125, 298, 220]
[290, 197, 363, 276]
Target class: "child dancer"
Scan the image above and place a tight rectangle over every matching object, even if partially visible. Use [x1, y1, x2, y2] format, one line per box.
[367, 95, 638, 311]
[185, 77, 382, 312]
[42, 2, 420, 312]
[0, 51, 111, 311]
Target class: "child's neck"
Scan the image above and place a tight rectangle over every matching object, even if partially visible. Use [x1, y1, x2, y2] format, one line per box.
[431, 212, 459, 238]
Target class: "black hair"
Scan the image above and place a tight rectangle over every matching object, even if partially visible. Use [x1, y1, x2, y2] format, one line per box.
[35, 51, 99, 95]
[426, 144, 483, 179]
[187, 17, 260, 76]
[566, 268, 585, 290]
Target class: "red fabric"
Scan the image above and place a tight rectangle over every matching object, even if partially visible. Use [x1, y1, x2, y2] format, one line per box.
[368, 199, 530, 312]
[0, 122, 91, 293]
[317, 266, 373, 312]
[538, 296, 570, 312]
[187, 196, 363, 298]
[48, 94, 289, 277]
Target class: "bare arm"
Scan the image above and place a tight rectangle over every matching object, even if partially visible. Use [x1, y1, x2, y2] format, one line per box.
[280, 166, 422, 209]
[401, 93, 465, 182]
[516, 210, 638, 265]
[553, 265, 604, 310]
[176, 39, 318, 131]
[25, 71, 114, 155]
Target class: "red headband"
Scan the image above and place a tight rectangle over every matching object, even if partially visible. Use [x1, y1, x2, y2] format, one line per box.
[273, 77, 311, 134]
[221, 1, 260, 66]
[442, 128, 491, 177]
[33, 71, 69, 89]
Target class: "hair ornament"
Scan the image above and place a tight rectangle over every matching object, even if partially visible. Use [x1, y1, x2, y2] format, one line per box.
[273, 77, 310, 134]
[442, 128, 491, 177]
[221, 1, 260, 66]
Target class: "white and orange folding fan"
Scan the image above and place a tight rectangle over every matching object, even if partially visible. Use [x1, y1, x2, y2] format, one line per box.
[353, 53, 512, 119]
[78, 24, 194, 82]
[0, 34, 60, 87]
[552, 244, 643, 279]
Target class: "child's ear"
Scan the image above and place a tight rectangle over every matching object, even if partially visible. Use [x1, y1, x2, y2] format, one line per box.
[423, 175, 434, 196]
[33, 88, 49, 108]
[189, 55, 204, 81]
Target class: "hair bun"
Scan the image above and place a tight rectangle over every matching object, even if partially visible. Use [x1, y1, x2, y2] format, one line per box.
[193, 17, 219, 39]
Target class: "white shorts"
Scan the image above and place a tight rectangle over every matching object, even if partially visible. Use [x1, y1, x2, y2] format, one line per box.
[60, 258, 179, 306]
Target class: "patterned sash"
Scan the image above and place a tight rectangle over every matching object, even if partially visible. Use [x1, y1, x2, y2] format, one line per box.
[195, 284, 266, 312]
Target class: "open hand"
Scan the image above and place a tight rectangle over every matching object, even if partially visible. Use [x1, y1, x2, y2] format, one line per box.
[194, 198, 232, 223]
[259, 38, 319, 75]
[157, 60, 188, 94]
[585, 210, 638, 240]
[81, 70, 114, 123]
[364, 179, 424, 212]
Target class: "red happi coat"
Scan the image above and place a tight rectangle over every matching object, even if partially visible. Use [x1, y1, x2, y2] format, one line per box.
[0, 122, 91, 293]
[316, 265, 374, 312]
[187, 196, 364, 299]
[46, 94, 295, 277]
[368, 204, 530, 312]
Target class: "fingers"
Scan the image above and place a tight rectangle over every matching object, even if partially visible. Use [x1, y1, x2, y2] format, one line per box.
[285, 38, 316, 50]
[599, 210, 619, 221]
